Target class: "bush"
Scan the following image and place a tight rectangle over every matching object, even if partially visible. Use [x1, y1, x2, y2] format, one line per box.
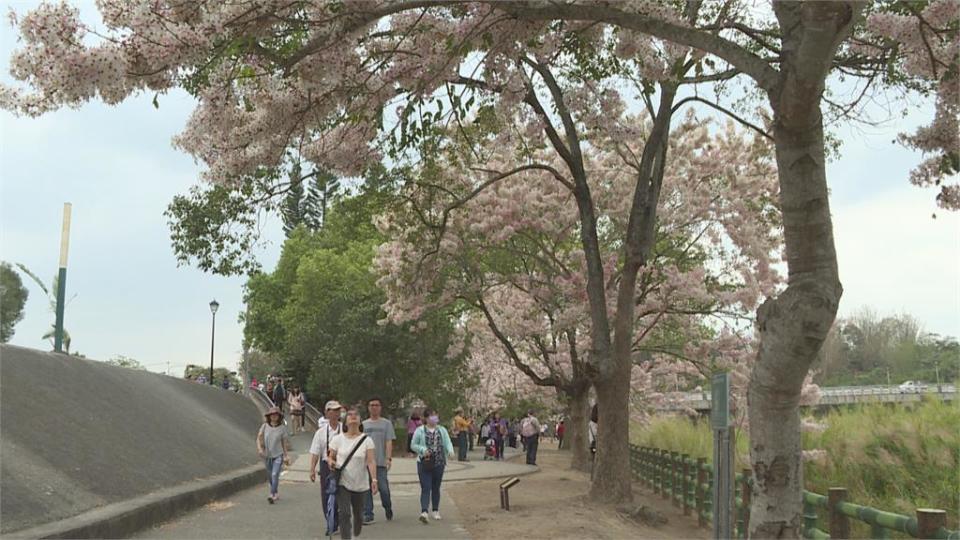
[631, 399, 959, 528]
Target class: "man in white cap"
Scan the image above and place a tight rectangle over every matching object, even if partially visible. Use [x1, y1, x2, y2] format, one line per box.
[309, 400, 343, 532]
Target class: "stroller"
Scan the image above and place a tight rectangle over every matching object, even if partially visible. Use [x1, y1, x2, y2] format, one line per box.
[483, 437, 498, 460]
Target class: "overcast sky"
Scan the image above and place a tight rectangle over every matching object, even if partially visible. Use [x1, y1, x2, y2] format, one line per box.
[1, 2, 957, 377]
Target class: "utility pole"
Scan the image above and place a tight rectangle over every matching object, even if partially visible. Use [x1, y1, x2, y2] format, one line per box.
[54, 203, 72, 353]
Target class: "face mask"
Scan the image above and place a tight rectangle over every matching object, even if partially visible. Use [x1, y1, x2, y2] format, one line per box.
[428, 415, 440, 425]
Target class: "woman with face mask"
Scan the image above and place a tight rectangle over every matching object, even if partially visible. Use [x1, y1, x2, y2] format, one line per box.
[409, 407, 455, 524]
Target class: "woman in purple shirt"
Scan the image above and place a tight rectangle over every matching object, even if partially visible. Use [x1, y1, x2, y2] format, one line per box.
[406, 412, 422, 456]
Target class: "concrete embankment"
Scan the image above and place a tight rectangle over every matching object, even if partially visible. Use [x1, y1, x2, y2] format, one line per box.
[0, 345, 263, 537]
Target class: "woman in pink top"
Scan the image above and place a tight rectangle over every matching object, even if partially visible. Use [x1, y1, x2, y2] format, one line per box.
[406, 412, 422, 456]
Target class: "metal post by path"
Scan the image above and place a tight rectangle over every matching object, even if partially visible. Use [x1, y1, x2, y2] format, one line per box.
[54, 203, 72, 353]
[712, 372, 735, 540]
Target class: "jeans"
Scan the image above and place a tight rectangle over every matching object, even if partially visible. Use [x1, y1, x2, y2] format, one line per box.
[264, 456, 282, 496]
[417, 461, 446, 512]
[320, 461, 338, 532]
[363, 466, 393, 521]
[495, 436, 505, 459]
[457, 432, 468, 461]
[525, 434, 539, 465]
[337, 486, 366, 539]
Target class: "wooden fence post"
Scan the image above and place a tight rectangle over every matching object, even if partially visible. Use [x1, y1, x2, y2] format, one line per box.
[682, 454, 691, 516]
[653, 449, 661, 494]
[696, 457, 707, 528]
[661, 450, 671, 500]
[670, 451, 680, 507]
[828, 487, 849, 540]
[917, 509, 947, 539]
[741, 469, 752, 539]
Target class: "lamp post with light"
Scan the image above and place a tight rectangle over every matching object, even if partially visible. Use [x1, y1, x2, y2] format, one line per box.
[209, 299, 219, 385]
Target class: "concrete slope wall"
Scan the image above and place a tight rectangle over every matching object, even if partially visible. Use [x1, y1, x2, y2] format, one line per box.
[0, 345, 262, 534]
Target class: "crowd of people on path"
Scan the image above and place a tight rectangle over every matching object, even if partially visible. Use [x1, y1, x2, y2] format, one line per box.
[253, 391, 584, 539]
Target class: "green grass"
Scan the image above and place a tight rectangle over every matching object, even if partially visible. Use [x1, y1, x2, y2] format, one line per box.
[631, 399, 960, 529]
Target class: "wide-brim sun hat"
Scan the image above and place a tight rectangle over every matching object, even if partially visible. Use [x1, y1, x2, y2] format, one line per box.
[264, 406, 283, 419]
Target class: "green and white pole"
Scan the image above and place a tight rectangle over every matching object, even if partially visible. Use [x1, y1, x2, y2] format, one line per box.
[54, 202, 72, 353]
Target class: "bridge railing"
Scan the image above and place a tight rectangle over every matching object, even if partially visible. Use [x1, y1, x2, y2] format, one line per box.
[661, 385, 956, 411]
[628, 444, 959, 539]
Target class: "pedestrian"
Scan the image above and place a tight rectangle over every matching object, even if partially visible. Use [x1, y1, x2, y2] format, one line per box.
[250, 377, 259, 390]
[557, 420, 566, 449]
[272, 377, 287, 412]
[287, 386, 306, 435]
[406, 411, 422, 457]
[221, 376, 230, 390]
[588, 403, 599, 460]
[256, 406, 291, 504]
[328, 408, 377, 540]
[309, 400, 344, 535]
[362, 397, 395, 524]
[452, 407, 470, 462]
[489, 412, 507, 460]
[411, 408, 455, 523]
[479, 417, 490, 447]
[520, 409, 541, 465]
[467, 415, 475, 452]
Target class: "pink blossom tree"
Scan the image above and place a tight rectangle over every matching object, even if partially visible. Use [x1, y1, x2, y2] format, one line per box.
[3, 1, 955, 534]
[374, 106, 782, 470]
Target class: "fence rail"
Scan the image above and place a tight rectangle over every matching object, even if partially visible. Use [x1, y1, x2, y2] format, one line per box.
[628, 444, 959, 540]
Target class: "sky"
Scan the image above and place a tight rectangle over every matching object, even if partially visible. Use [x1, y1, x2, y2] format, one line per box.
[0, 2, 957, 377]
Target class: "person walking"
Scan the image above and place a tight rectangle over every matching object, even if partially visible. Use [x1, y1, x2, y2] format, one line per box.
[309, 400, 344, 535]
[520, 410, 541, 466]
[467, 415, 476, 452]
[557, 420, 566, 449]
[256, 406, 291, 504]
[287, 386, 306, 435]
[479, 417, 490, 447]
[406, 411, 422, 457]
[489, 412, 507, 460]
[452, 408, 470, 462]
[328, 408, 377, 540]
[410, 408, 454, 523]
[272, 377, 287, 412]
[362, 397, 395, 524]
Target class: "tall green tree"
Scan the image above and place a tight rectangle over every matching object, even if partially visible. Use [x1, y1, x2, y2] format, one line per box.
[244, 166, 471, 415]
[0, 262, 29, 342]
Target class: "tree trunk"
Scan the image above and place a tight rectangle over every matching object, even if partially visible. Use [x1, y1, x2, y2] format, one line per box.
[747, 4, 859, 538]
[589, 370, 633, 503]
[566, 382, 591, 472]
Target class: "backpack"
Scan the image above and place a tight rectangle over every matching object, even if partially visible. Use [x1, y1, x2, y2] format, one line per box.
[521, 417, 537, 438]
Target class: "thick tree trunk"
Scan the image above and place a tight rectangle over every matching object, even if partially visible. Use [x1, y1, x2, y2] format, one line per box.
[590, 370, 633, 503]
[566, 382, 591, 472]
[747, 4, 860, 538]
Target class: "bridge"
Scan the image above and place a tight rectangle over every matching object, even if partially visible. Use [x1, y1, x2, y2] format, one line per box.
[657, 384, 958, 413]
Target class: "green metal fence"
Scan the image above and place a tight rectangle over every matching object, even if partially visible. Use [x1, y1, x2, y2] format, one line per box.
[628, 444, 958, 540]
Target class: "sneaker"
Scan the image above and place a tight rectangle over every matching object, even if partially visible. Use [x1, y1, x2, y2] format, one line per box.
[267, 496, 274, 504]
[419, 512, 429, 524]
[363, 517, 375, 525]
[432, 511, 442, 520]
[386, 509, 394, 521]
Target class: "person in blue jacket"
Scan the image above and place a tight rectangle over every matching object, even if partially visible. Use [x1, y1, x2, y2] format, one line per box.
[410, 407, 455, 524]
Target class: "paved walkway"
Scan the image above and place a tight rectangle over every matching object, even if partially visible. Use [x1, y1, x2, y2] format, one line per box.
[134, 433, 536, 539]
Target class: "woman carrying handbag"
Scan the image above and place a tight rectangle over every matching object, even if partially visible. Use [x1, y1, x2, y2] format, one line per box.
[327, 408, 377, 540]
[410, 407, 455, 524]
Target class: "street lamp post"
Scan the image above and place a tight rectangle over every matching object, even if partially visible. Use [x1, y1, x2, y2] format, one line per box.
[209, 299, 219, 385]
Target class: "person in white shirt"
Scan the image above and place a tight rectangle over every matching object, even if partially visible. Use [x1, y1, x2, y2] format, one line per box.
[309, 401, 344, 532]
[327, 408, 377, 540]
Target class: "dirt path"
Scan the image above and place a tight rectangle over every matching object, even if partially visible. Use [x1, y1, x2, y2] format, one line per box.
[447, 446, 710, 540]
